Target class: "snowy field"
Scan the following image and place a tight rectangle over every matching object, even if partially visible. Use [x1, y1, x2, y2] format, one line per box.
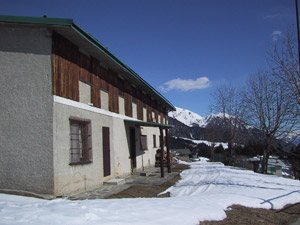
[1, 159, 300, 225]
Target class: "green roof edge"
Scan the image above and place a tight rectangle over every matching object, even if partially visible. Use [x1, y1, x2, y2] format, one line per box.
[0, 15, 175, 111]
[0, 15, 73, 26]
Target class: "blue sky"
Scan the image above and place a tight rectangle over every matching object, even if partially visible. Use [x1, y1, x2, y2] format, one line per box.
[1, 0, 297, 116]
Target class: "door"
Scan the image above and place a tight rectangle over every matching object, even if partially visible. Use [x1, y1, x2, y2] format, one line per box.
[103, 127, 111, 177]
[129, 127, 137, 169]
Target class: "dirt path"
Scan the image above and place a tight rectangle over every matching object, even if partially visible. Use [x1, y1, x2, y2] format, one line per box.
[200, 203, 300, 225]
[106, 163, 190, 199]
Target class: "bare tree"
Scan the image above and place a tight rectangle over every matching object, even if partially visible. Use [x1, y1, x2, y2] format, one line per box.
[268, 33, 300, 112]
[244, 72, 297, 173]
[211, 85, 247, 159]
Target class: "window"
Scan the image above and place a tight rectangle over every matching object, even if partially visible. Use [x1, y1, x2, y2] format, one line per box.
[140, 135, 148, 150]
[119, 96, 125, 115]
[70, 119, 92, 164]
[79, 81, 91, 104]
[132, 102, 137, 119]
[153, 134, 156, 148]
[100, 89, 109, 111]
[143, 107, 147, 122]
[152, 111, 156, 123]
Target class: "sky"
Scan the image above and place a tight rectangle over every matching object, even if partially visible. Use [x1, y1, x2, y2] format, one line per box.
[1, 0, 298, 116]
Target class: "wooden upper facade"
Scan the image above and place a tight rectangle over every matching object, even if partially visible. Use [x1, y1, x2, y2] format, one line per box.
[53, 32, 169, 123]
[0, 15, 175, 124]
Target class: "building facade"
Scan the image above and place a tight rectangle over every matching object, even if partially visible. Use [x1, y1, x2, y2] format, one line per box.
[0, 15, 175, 196]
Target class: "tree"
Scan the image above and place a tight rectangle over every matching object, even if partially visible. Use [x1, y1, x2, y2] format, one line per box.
[268, 33, 300, 111]
[244, 72, 297, 173]
[211, 85, 247, 159]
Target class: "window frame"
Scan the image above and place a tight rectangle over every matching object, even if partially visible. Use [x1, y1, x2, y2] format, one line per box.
[69, 118, 92, 165]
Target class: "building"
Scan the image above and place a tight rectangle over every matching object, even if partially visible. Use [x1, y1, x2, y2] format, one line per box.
[0, 15, 175, 196]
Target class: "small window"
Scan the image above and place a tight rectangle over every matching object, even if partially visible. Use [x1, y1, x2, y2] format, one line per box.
[100, 89, 109, 111]
[152, 111, 156, 123]
[70, 119, 92, 165]
[153, 134, 156, 148]
[143, 107, 147, 122]
[140, 135, 148, 150]
[79, 81, 91, 104]
[119, 96, 125, 115]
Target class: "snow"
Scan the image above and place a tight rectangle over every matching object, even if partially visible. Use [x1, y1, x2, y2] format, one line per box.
[168, 106, 204, 127]
[1, 160, 300, 225]
[179, 137, 229, 149]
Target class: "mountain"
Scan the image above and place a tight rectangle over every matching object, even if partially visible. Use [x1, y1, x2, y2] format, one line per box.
[168, 106, 297, 153]
[168, 106, 260, 144]
[285, 132, 300, 146]
[168, 107, 205, 127]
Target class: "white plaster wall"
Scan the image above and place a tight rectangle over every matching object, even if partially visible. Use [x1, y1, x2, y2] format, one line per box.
[112, 120, 132, 177]
[53, 100, 135, 195]
[135, 127, 160, 170]
[100, 90, 109, 111]
[0, 25, 54, 194]
[53, 102, 114, 195]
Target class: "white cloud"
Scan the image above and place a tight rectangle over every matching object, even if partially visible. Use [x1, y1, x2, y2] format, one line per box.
[272, 30, 282, 41]
[158, 77, 210, 92]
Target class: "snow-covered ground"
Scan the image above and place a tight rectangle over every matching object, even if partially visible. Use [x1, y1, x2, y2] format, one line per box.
[1, 159, 300, 225]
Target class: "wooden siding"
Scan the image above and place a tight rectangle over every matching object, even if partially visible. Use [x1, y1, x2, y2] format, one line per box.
[53, 33, 79, 101]
[52, 32, 168, 120]
[79, 53, 91, 84]
[124, 80, 132, 117]
[90, 57, 101, 108]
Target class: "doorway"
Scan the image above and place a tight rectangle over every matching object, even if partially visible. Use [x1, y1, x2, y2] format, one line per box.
[103, 127, 111, 177]
[129, 127, 137, 169]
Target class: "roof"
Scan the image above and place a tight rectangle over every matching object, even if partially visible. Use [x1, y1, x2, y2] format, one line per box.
[0, 15, 175, 111]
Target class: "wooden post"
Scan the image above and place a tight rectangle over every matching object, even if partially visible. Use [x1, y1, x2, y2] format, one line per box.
[166, 128, 171, 173]
[159, 127, 164, 178]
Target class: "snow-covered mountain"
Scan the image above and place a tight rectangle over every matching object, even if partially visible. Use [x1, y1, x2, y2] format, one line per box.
[169, 106, 229, 128]
[168, 106, 259, 144]
[168, 106, 296, 151]
[286, 132, 300, 146]
[169, 106, 234, 129]
[168, 107, 205, 127]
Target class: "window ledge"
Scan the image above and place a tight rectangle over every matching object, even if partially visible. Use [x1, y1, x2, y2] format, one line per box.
[69, 161, 92, 166]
